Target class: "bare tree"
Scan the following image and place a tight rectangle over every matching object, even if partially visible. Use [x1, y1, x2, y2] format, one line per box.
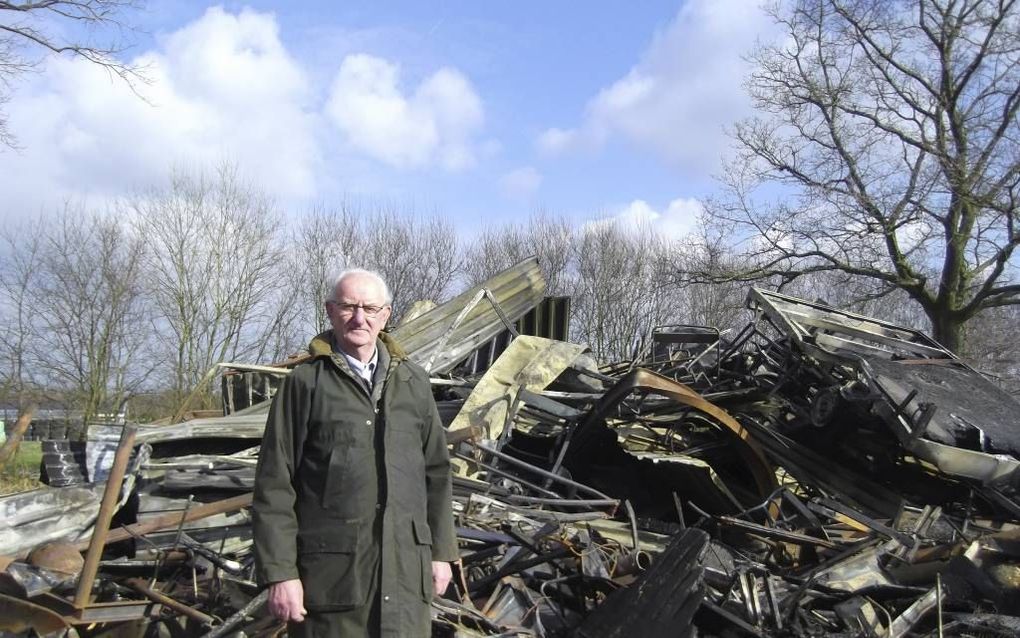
[290, 203, 361, 336]
[962, 303, 1020, 392]
[0, 218, 43, 406]
[0, 0, 144, 147]
[462, 212, 576, 295]
[572, 222, 682, 362]
[461, 223, 530, 286]
[0, 207, 151, 423]
[132, 164, 290, 404]
[31, 208, 150, 423]
[706, 0, 1020, 354]
[671, 222, 750, 332]
[355, 205, 461, 321]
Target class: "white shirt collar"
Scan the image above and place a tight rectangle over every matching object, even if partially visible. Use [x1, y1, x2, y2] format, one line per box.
[340, 347, 378, 385]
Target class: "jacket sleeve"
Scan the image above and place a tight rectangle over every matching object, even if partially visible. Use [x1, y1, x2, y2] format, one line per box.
[420, 379, 459, 562]
[252, 368, 311, 584]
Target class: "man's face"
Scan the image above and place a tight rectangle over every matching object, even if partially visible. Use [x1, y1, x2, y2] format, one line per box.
[326, 273, 392, 359]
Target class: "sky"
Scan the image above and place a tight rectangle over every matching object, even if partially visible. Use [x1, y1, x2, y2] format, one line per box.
[0, 0, 778, 235]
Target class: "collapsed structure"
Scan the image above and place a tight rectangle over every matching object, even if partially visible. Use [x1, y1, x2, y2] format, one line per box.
[2, 257, 1019, 637]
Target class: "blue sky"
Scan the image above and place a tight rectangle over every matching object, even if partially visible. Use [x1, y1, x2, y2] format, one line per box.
[0, 1, 776, 234]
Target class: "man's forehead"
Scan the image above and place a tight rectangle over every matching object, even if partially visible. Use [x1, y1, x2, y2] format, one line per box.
[335, 274, 385, 301]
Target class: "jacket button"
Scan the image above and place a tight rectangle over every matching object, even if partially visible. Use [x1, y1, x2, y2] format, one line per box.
[383, 595, 390, 602]
[365, 419, 372, 426]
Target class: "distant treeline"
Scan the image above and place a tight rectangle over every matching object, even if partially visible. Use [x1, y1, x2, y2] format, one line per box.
[2, 165, 1017, 424]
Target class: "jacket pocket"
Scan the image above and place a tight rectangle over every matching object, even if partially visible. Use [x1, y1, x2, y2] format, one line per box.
[296, 525, 368, 610]
[413, 518, 433, 602]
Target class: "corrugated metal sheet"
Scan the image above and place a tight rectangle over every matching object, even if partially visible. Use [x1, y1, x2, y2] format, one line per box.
[391, 257, 548, 374]
[455, 296, 571, 376]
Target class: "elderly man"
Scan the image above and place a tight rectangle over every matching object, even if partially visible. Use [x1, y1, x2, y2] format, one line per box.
[253, 269, 457, 637]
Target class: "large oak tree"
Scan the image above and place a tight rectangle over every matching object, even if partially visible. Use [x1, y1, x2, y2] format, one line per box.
[708, 0, 1020, 353]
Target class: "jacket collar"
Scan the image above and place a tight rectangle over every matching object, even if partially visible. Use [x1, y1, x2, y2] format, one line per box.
[307, 329, 409, 361]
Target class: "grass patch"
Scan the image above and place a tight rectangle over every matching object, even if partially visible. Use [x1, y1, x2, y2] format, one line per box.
[0, 440, 43, 495]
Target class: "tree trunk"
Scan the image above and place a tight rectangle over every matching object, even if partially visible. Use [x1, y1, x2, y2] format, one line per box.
[0, 404, 37, 468]
[931, 312, 963, 355]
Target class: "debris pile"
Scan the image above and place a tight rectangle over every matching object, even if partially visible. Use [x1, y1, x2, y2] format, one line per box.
[2, 258, 1019, 637]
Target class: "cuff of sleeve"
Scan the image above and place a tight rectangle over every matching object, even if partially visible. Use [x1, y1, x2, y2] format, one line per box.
[431, 542, 460, 563]
[259, 565, 300, 586]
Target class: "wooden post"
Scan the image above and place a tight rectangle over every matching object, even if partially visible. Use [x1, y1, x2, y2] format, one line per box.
[0, 404, 37, 468]
[73, 425, 137, 609]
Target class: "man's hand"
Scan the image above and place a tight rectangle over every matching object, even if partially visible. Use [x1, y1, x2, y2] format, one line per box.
[432, 561, 453, 596]
[267, 579, 307, 622]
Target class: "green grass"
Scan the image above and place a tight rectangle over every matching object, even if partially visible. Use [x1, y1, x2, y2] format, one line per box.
[0, 440, 43, 495]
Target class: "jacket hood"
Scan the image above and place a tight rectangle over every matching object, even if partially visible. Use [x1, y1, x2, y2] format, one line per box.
[308, 329, 408, 361]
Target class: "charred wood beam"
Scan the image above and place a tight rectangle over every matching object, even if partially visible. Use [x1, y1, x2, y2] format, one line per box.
[204, 589, 270, 638]
[574, 528, 710, 638]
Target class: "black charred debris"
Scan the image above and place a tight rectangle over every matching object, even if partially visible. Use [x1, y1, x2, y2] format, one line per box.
[2, 261, 1019, 637]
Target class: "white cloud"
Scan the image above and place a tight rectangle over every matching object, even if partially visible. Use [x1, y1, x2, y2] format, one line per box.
[500, 166, 542, 199]
[614, 197, 703, 238]
[536, 0, 775, 172]
[535, 127, 579, 155]
[0, 7, 319, 216]
[325, 54, 484, 171]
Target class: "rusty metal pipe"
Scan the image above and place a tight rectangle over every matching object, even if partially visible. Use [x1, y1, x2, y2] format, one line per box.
[613, 550, 652, 577]
[125, 578, 215, 626]
[74, 493, 253, 551]
[74, 425, 137, 609]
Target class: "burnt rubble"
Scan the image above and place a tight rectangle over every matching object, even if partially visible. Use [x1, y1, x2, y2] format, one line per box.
[2, 258, 1019, 637]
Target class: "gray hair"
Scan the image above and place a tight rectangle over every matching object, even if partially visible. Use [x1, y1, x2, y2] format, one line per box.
[328, 268, 393, 304]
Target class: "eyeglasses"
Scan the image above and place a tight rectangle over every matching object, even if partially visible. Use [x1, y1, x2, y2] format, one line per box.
[330, 301, 388, 318]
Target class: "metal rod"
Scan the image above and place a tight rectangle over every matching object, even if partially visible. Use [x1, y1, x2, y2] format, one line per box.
[74, 492, 253, 551]
[482, 289, 521, 337]
[425, 288, 487, 372]
[74, 425, 137, 609]
[624, 500, 640, 550]
[454, 451, 561, 498]
[503, 495, 619, 508]
[473, 442, 614, 500]
[936, 573, 943, 638]
[204, 589, 269, 638]
[125, 578, 215, 626]
[468, 546, 573, 592]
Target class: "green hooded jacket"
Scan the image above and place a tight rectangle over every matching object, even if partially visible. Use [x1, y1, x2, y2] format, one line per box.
[252, 330, 458, 636]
